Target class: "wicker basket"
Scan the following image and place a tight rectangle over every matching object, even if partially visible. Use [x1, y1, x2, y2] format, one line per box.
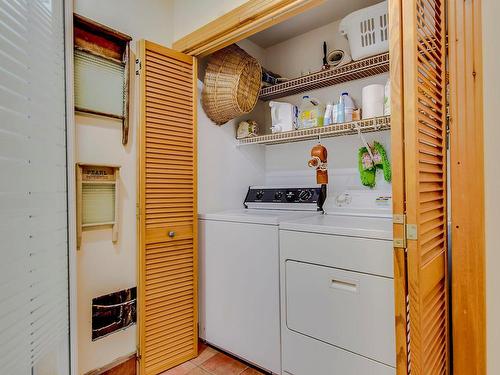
[202, 45, 262, 125]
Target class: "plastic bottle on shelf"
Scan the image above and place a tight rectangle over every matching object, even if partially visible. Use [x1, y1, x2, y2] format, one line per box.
[342, 92, 355, 122]
[299, 96, 325, 128]
[337, 94, 345, 123]
[323, 102, 333, 126]
[331, 103, 339, 124]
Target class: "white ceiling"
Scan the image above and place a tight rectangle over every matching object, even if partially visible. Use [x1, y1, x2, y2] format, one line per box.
[248, 0, 381, 48]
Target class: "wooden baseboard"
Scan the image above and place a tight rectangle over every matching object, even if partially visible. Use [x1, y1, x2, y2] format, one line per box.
[85, 353, 137, 375]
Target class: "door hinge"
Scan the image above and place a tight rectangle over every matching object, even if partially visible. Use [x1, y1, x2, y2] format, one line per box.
[406, 224, 418, 240]
[135, 58, 142, 75]
[136, 345, 142, 361]
[393, 214, 407, 248]
[393, 214, 418, 248]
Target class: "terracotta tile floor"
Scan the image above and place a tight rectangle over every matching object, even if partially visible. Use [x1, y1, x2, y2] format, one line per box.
[160, 341, 269, 375]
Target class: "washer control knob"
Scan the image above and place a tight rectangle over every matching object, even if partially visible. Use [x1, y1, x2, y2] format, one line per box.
[274, 191, 283, 200]
[335, 193, 352, 207]
[255, 190, 264, 200]
[298, 189, 313, 202]
[285, 190, 296, 202]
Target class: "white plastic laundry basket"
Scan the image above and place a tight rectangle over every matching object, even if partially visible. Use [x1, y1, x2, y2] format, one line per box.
[339, 1, 389, 61]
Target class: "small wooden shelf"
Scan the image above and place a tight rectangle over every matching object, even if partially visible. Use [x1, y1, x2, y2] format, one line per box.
[237, 116, 390, 146]
[259, 53, 390, 101]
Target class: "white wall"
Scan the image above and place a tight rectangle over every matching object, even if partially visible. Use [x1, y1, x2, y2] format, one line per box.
[172, 0, 247, 41]
[73, 3, 267, 370]
[237, 39, 268, 66]
[483, 1, 500, 374]
[197, 10, 392, 212]
[197, 84, 266, 213]
[73, 1, 174, 373]
[262, 75, 390, 187]
[263, 16, 389, 116]
[250, 17, 391, 184]
[75, 0, 173, 45]
[72, 1, 393, 372]
[265, 131, 391, 173]
[264, 20, 350, 79]
[172, 0, 393, 207]
[69, 1, 500, 372]
[197, 39, 268, 214]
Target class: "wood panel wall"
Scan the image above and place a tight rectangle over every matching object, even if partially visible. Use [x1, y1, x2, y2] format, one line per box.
[448, 0, 486, 373]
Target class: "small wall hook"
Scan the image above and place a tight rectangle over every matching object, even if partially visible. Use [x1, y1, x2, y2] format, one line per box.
[356, 124, 375, 161]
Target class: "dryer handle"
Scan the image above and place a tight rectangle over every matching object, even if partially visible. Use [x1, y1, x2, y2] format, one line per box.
[330, 278, 358, 293]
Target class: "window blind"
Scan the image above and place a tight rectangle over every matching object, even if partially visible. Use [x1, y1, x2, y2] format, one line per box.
[74, 49, 125, 118]
[0, 0, 69, 374]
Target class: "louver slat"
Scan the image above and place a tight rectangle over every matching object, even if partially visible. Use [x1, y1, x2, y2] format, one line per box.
[138, 40, 197, 375]
[403, 0, 449, 373]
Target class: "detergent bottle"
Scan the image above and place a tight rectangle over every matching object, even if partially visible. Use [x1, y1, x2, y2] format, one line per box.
[299, 96, 325, 128]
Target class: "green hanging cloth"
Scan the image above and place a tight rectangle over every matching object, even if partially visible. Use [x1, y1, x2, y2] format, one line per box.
[358, 147, 376, 188]
[372, 141, 392, 182]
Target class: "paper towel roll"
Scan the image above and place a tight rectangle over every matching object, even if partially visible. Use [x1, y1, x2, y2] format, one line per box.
[362, 84, 385, 119]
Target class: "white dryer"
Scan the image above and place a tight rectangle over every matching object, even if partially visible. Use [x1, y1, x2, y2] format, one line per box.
[279, 190, 396, 375]
[198, 186, 325, 374]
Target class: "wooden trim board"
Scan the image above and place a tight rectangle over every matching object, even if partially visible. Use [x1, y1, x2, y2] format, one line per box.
[448, 0, 486, 373]
[84, 353, 137, 375]
[388, 0, 408, 373]
[172, 0, 324, 56]
[137, 38, 146, 369]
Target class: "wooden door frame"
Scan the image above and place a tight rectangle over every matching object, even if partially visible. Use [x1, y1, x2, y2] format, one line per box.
[448, 0, 486, 373]
[171, 0, 324, 56]
[388, 0, 408, 373]
[170, 0, 487, 373]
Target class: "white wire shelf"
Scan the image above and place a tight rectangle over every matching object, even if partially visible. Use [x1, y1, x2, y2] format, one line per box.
[236, 116, 391, 146]
[259, 53, 390, 101]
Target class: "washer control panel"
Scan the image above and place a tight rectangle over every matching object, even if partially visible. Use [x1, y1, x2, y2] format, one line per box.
[323, 190, 392, 216]
[334, 192, 352, 207]
[244, 187, 325, 210]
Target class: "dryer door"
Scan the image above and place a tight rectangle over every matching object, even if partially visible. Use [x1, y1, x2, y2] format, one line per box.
[285, 260, 396, 366]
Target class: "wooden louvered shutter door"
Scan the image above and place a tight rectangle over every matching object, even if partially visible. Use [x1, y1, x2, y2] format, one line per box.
[402, 0, 449, 374]
[138, 40, 198, 375]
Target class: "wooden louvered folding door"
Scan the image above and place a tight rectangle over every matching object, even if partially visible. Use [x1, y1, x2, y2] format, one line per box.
[401, 0, 449, 374]
[137, 40, 198, 375]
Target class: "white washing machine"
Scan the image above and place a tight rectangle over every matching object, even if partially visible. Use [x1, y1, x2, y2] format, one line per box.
[279, 190, 396, 375]
[198, 186, 325, 374]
